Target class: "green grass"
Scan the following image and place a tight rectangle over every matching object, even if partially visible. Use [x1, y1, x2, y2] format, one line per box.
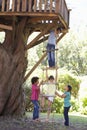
[26, 112, 87, 126]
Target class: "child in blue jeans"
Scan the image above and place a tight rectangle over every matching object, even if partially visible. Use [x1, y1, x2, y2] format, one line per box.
[47, 28, 61, 67]
[56, 85, 72, 126]
[31, 77, 42, 121]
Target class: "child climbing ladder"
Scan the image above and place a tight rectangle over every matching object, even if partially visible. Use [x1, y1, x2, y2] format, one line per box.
[47, 27, 61, 67]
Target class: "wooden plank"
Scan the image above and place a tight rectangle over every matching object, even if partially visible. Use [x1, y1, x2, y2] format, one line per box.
[12, 0, 15, 12]
[44, 0, 47, 12]
[58, 14, 68, 29]
[61, 0, 63, 17]
[34, 0, 37, 12]
[57, 32, 66, 43]
[7, 0, 10, 12]
[0, 24, 13, 30]
[55, 0, 60, 13]
[2, 0, 5, 12]
[28, 16, 58, 23]
[26, 23, 56, 50]
[43, 48, 58, 53]
[50, 0, 52, 13]
[24, 52, 47, 82]
[0, 11, 58, 16]
[43, 66, 58, 70]
[28, 0, 32, 12]
[26, 32, 44, 50]
[30, 35, 49, 48]
[39, 0, 42, 12]
[22, 0, 27, 12]
[17, 0, 21, 12]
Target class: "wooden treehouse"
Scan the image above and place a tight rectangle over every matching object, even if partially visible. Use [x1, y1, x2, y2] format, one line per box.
[0, 0, 70, 81]
[0, 0, 70, 115]
[0, 0, 69, 80]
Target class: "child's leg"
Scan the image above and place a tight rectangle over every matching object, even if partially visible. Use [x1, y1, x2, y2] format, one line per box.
[64, 106, 70, 126]
[47, 44, 52, 67]
[51, 45, 55, 67]
[41, 96, 45, 107]
[47, 100, 52, 120]
[32, 100, 39, 120]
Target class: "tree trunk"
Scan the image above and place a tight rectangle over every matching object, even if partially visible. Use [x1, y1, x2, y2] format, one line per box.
[0, 18, 28, 116]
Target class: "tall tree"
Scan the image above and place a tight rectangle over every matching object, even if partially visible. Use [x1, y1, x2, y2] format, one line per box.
[0, 18, 29, 116]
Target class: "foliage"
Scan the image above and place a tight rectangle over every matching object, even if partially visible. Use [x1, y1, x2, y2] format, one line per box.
[53, 98, 63, 113]
[79, 79, 87, 115]
[70, 98, 79, 112]
[58, 70, 80, 98]
[82, 98, 87, 107]
[24, 84, 33, 112]
[80, 98, 87, 115]
[26, 28, 87, 76]
[58, 29, 87, 76]
[81, 107, 87, 115]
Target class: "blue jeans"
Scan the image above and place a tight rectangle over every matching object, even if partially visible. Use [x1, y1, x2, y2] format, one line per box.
[64, 106, 71, 126]
[32, 100, 39, 120]
[47, 44, 55, 67]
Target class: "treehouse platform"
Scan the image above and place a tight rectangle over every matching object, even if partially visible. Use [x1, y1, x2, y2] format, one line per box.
[0, 0, 70, 32]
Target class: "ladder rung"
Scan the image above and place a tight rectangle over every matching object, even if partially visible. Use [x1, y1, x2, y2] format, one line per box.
[43, 48, 58, 53]
[41, 82, 58, 85]
[40, 107, 55, 111]
[40, 95, 55, 97]
[42, 66, 58, 70]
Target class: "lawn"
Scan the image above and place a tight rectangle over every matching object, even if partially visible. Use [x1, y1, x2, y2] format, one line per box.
[0, 113, 87, 130]
[25, 112, 87, 130]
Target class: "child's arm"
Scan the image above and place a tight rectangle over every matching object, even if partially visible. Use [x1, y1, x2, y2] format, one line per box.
[55, 91, 66, 98]
[37, 80, 43, 88]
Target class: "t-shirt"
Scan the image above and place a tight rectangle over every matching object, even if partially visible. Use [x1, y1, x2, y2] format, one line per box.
[64, 91, 71, 107]
[41, 82, 56, 97]
[31, 84, 40, 100]
[48, 31, 56, 45]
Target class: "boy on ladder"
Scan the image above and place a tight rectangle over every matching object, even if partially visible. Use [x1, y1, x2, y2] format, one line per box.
[47, 27, 61, 67]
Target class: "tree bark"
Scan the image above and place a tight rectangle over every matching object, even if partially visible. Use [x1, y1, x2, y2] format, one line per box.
[0, 18, 28, 116]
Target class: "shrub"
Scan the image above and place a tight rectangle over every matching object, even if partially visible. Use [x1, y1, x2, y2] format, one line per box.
[24, 85, 33, 112]
[81, 107, 87, 115]
[82, 98, 87, 107]
[58, 71, 80, 98]
[70, 99, 79, 112]
[80, 98, 87, 115]
[53, 98, 63, 113]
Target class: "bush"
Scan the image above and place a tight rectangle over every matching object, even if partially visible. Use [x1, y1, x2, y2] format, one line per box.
[58, 71, 80, 98]
[70, 99, 79, 112]
[81, 107, 87, 115]
[82, 98, 87, 107]
[24, 85, 33, 112]
[80, 98, 87, 115]
[53, 98, 63, 113]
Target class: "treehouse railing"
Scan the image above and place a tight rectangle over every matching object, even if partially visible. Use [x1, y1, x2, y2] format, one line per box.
[0, 0, 69, 25]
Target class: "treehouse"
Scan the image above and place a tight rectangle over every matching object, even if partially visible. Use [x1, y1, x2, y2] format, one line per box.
[0, 0, 69, 33]
[0, 0, 70, 116]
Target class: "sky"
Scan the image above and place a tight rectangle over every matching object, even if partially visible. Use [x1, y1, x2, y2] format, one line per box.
[66, 0, 87, 28]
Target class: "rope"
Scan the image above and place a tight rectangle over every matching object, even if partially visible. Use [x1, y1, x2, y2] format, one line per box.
[40, 26, 59, 122]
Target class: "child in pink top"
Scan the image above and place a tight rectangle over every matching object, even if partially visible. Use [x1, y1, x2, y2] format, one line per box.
[31, 77, 42, 121]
